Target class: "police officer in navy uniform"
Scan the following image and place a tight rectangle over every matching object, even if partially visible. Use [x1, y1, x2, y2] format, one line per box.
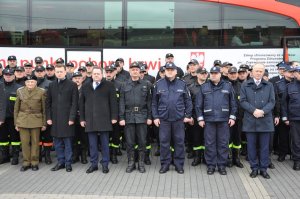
[274, 64, 294, 162]
[119, 61, 152, 173]
[188, 67, 208, 166]
[269, 61, 286, 85]
[0, 68, 22, 165]
[105, 63, 123, 164]
[152, 62, 193, 174]
[281, 66, 300, 170]
[196, 66, 237, 175]
[227, 66, 244, 168]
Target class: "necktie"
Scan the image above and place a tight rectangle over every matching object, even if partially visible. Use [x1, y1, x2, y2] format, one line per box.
[256, 80, 260, 86]
[95, 82, 100, 90]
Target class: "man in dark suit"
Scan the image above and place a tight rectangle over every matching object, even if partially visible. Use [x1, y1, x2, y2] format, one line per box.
[46, 64, 78, 172]
[80, 67, 118, 174]
[240, 63, 275, 179]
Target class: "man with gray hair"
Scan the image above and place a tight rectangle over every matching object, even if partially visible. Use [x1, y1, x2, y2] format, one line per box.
[240, 63, 275, 179]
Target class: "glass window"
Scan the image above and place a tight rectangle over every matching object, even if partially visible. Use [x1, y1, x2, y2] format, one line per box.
[223, 5, 299, 47]
[0, 0, 28, 45]
[31, 0, 122, 47]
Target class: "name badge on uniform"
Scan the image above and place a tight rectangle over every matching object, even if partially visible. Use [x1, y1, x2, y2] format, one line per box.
[177, 89, 183, 92]
[221, 90, 229, 93]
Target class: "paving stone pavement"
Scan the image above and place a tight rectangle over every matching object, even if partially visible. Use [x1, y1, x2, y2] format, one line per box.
[0, 149, 300, 199]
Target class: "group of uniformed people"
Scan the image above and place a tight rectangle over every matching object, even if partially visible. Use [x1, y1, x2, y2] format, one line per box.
[0, 53, 300, 179]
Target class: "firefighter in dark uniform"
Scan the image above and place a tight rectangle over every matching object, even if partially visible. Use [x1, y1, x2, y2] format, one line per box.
[141, 62, 155, 84]
[119, 62, 152, 173]
[66, 62, 75, 79]
[156, 53, 184, 80]
[71, 71, 88, 164]
[45, 64, 57, 81]
[115, 58, 130, 82]
[34, 65, 53, 164]
[152, 62, 193, 174]
[196, 66, 237, 175]
[227, 66, 244, 168]
[220, 62, 232, 81]
[105, 63, 123, 164]
[140, 64, 154, 165]
[24, 62, 34, 77]
[5, 55, 17, 70]
[282, 66, 300, 170]
[14, 66, 26, 86]
[182, 59, 200, 159]
[78, 66, 92, 85]
[275, 64, 294, 162]
[0, 68, 22, 164]
[188, 68, 208, 166]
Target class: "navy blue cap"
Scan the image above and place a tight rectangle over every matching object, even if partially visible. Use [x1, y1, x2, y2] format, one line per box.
[24, 62, 32, 67]
[78, 66, 87, 72]
[276, 61, 286, 67]
[159, 66, 165, 72]
[210, 66, 221, 73]
[213, 60, 222, 66]
[222, 62, 233, 67]
[46, 64, 55, 70]
[66, 62, 74, 67]
[278, 62, 288, 69]
[25, 75, 38, 81]
[34, 56, 43, 63]
[85, 61, 94, 66]
[7, 55, 16, 61]
[129, 61, 140, 69]
[15, 66, 25, 72]
[3, 68, 15, 75]
[228, 66, 238, 73]
[294, 67, 300, 72]
[105, 64, 116, 72]
[56, 58, 64, 64]
[35, 66, 45, 72]
[165, 62, 176, 69]
[72, 71, 82, 78]
[188, 59, 199, 65]
[196, 68, 208, 74]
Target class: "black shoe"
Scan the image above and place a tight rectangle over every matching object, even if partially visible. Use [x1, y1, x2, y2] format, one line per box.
[86, 166, 98, 174]
[233, 159, 244, 168]
[20, 165, 31, 172]
[227, 160, 233, 168]
[102, 166, 109, 174]
[175, 167, 184, 174]
[126, 163, 136, 173]
[260, 171, 270, 179]
[138, 165, 146, 173]
[277, 155, 286, 162]
[218, 168, 227, 175]
[250, 170, 258, 178]
[293, 162, 300, 171]
[268, 162, 275, 169]
[207, 168, 215, 175]
[31, 165, 39, 171]
[66, 165, 72, 172]
[51, 164, 65, 171]
[159, 166, 169, 174]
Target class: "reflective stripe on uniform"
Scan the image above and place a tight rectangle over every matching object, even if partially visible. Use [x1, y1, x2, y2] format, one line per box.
[146, 145, 152, 150]
[11, 142, 21, 146]
[0, 142, 10, 146]
[232, 144, 242, 149]
[111, 143, 120, 148]
[43, 142, 53, 147]
[9, 96, 16, 101]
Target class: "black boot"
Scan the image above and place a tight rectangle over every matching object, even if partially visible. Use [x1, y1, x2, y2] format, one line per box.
[138, 151, 146, 173]
[44, 146, 52, 165]
[126, 153, 136, 173]
[241, 144, 247, 156]
[134, 149, 138, 163]
[0, 146, 10, 164]
[191, 150, 201, 166]
[111, 148, 118, 164]
[154, 146, 160, 156]
[11, 145, 20, 165]
[187, 150, 194, 159]
[80, 149, 88, 164]
[232, 149, 244, 168]
[117, 148, 122, 156]
[144, 150, 151, 165]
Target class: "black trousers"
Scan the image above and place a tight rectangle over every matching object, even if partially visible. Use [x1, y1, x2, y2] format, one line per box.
[277, 122, 290, 156]
[74, 118, 88, 151]
[0, 118, 20, 146]
[110, 123, 121, 148]
[191, 123, 204, 151]
[229, 119, 242, 149]
[40, 125, 53, 147]
[125, 123, 147, 155]
[290, 121, 300, 162]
